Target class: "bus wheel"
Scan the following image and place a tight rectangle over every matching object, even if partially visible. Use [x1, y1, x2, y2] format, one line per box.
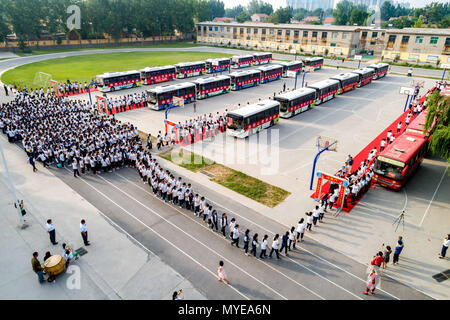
[151, 80, 155, 85]
[270, 120, 274, 127]
[132, 83, 136, 88]
[110, 87, 115, 92]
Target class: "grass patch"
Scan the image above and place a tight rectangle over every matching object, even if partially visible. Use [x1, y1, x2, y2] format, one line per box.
[2, 50, 232, 88]
[160, 149, 290, 208]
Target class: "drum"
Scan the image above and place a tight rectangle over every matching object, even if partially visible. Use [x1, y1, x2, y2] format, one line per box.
[44, 255, 66, 276]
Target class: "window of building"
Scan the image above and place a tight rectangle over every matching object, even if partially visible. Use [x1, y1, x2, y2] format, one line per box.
[370, 41, 376, 45]
[270, 29, 274, 35]
[401, 35, 409, 43]
[332, 32, 338, 39]
[330, 43, 336, 47]
[446, 37, 450, 45]
[209, 26, 212, 31]
[220, 26, 224, 32]
[412, 49, 420, 53]
[388, 35, 396, 42]
[215, 27, 218, 31]
[286, 30, 290, 36]
[262, 28, 266, 35]
[372, 32, 378, 38]
[254, 28, 258, 34]
[294, 30, 299, 36]
[247, 28, 251, 33]
[415, 36, 423, 43]
[240, 28, 244, 34]
[322, 32, 327, 38]
[233, 28, 237, 33]
[197, 25, 201, 31]
[303, 31, 308, 37]
[362, 31, 368, 37]
[342, 32, 348, 39]
[430, 36, 439, 44]
[277, 30, 282, 36]
[312, 31, 318, 37]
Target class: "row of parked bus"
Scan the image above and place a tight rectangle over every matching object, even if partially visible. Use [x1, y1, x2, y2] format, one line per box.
[373, 110, 435, 190]
[226, 63, 389, 138]
[145, 59, 323, 111]
[94, 53, 324, 93]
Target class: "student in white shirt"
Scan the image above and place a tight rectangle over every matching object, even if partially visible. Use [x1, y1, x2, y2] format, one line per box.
[269, 234, 280, 259]
[306, 212, 314, 231]
[297, 218, 306, 242]
[312, 206, 320, 226]
[259, 235, 268, 259]
[231, 224, 240, 247]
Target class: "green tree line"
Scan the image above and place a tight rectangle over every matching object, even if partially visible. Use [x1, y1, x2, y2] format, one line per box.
[424, 91, 450, 162]
[0, 0, 227, 43]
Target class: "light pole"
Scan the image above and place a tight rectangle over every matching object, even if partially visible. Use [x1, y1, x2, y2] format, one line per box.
[0, 143, 26, 228]
[301, 70, 310, 88]
[87, 81, 98, 105]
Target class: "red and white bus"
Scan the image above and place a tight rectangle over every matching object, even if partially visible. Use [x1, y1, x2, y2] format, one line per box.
[307, 79, 339, 105]
[367, 63, 389, 80]
[275, 87, 316, 118]
[96, 70, 142, 92]
[193, 75, 231, 100]
[231, 55, 255, 69]
[146, 82, 196, 111]
[140, 66, 176, 85]
[302, 57, 324, 70]
[373, 133, 428, 190]
[229, 70, 261, 91]
[278, 61, 303, 77]
[253, 52, 272, 65]
[350, 68, 375, 87]
[227, 100, 280, 138]
[405, 110, 435, 140]
[257, 64, 283, 84]
[175, 61, 206, 79]
[330, 73, 359, 94]
[205, 58, 231, 73]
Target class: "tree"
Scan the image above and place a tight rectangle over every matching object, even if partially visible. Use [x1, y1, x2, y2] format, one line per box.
[424, 91, 450, 161]
[247, 0, 272, 15]
[225, 5, 245, 18]
[293, 8, 308, 21]
[266, 7, 292, 24]
[0, 0, 10, 42]
[349, 6, 369, 26]
[208, 0, 225, 20]
[333, 0, 351, 25]
[381, 1, 395, 21]
[236, 11, 251, 23]
[413, 17, 423, 28]
[312, 8, 324, 21]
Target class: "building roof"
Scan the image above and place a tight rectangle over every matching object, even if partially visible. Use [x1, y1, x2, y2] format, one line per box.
[303, 16, 319, 22]
[196, 21, 363, 32]
[323, 17, 335, 24]
[213, 17, 234, 22]
[385, 28, 450, 36]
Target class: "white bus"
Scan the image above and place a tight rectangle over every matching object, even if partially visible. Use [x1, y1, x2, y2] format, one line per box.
[175, 61, 206, 79]
[231, 55, 255, 69]
[274, 88, 316, 118]
[146, 82, 196, 110]
[205, 58, 231, 73]
[226, 100, 280, 138]
[257, 64, 283, 84]
[307, 79, 339, 105]
[96, 70, 142, 92]
[192, 75, 231, 100]
[350, 68, 375, 87]
[253, 52, 272, 65]
[277, 61, 303, 77]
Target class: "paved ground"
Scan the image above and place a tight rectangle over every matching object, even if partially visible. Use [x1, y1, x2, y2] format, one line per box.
[0, 47, 448, 300]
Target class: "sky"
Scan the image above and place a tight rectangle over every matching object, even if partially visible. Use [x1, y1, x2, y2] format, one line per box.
[222, 0, 446, 9]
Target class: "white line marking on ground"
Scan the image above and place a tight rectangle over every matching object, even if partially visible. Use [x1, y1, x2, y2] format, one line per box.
[94, 173, 289, 300]
[419, 163, 449, 227]
[114, 172, 327, 300]
[64, 168, 249, 300]
[402, 188, 408, 212]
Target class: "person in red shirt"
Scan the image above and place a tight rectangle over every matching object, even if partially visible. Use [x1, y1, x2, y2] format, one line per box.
[371, 251, 385, 269]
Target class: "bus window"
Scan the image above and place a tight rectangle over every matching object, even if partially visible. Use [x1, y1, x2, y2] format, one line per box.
[374, 160, 404, 180]
[228, 115, 244, 130]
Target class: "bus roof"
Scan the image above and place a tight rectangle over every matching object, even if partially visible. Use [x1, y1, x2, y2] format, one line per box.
[274, 88, 316, 101]
[141, 65, 175, 72]
[227, 100, 279, 118]
[303, 57, 323, 62]
[192, 75, 231, 84]
[379, 133, 426, 164]
[205, 57, 231, 62]
[174, 61, 205, 67]
[367, 62, 389, 69]
[277, 61, 303, 67]
[253, 52, 272, 57]
[350, 68, 374, 76]
[229, 69, 261, 77]
[232, 54, 254, 59]
[330, 72, 359, 82]
[405, 111, 433, 137]
[96, 70, 140, 78]
[307, 79, 339, 90]
[146, 82, 195, 93]
[257, 64, 283, 72]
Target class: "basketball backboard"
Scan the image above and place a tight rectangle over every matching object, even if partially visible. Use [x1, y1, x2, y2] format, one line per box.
[399, 87, 415, 95]
[317, 136, 338, 151]
[172, 96, 184, 108]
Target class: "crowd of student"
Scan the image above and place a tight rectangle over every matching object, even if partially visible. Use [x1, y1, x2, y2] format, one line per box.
[100, 91, 149, 115]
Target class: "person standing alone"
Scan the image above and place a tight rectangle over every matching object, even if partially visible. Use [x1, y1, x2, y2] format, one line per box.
[31, 252, 45, 283]
[80, 219, 90, 246]
[439, 234, 450, 259]
[46, 219, 58, 245]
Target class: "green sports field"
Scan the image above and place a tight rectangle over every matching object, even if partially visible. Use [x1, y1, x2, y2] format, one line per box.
[2, 51, 233, 89]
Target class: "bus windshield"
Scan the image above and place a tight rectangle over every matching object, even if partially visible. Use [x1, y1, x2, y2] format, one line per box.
[227, 114, 244, 130]
[279, 101, 289, 112]
[148, 92, 158, 104]
[374, 157, 405, 180]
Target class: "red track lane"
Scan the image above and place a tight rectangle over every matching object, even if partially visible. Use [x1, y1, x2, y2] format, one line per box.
[310, 87, 436, 212]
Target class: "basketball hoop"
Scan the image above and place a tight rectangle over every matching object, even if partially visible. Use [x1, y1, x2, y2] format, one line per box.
[172, 96, 185, 108]
[317, 135, 338, 152]
[306, 66, 314, 73]
[410, 79, 424, 88]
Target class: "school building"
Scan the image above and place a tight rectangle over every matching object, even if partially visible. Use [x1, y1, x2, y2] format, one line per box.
[196, 22, 450, 63]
